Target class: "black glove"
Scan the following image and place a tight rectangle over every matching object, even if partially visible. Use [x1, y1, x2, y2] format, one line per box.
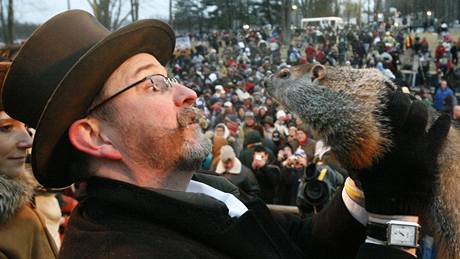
[354, 91, 451, 215]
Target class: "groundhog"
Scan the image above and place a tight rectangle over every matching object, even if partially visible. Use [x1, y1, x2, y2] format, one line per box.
[264, 63, 460, 258]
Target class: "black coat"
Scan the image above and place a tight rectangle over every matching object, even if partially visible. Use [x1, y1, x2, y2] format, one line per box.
[59, 176, 415, 259]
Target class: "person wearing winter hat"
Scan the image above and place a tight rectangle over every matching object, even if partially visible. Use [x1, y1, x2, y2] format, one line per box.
[274, 110, 289, 137]
[239, 111, 264, 142]
[263, 116, 275, 140]
[215, 145, 260, 198]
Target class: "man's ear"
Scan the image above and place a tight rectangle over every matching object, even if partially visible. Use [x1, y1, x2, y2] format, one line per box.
[68, 118, 122, 160]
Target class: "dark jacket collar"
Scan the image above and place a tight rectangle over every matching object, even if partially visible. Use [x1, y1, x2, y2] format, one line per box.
[85, 177, 234, 235]
[82, 177, 303, 259]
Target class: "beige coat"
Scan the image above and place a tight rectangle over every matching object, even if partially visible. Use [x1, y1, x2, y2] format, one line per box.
[0, 175, 57, 259]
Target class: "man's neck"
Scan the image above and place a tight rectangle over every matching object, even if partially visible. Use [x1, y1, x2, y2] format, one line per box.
[93, 164, 194, 191]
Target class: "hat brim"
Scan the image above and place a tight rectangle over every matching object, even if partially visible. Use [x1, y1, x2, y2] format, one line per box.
[32, 20, 175, 188]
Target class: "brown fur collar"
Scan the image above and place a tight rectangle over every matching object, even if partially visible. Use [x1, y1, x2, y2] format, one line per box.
[0, 173, 34, 225]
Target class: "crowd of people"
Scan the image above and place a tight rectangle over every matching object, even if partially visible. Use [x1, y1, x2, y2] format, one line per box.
[167, 21, 460, 210]
[0, 9, 457, 259]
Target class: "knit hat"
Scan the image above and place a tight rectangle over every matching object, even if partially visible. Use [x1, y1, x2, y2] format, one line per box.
[263, 116, 274, 126]
[220, 145, 236, 161]
[276, 110, 287, 120]
[244, 131, 262, 147]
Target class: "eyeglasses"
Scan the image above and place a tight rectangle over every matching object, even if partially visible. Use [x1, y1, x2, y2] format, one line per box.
[85, 74, 180, 116]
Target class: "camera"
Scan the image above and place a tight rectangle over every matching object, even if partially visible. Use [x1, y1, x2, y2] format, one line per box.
[296, 163, 344, 216]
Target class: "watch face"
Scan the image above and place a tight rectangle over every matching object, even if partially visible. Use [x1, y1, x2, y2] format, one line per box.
[389, 224, 417, 246]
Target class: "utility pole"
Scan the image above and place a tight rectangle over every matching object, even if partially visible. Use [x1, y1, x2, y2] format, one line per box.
[67, 0, 71, 10]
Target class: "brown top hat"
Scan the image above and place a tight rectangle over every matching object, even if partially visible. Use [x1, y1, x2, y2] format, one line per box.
[2, 10, 175, 188]
[0, 61, 11, 110]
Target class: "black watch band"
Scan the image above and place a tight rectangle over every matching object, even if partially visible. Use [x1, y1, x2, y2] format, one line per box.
[367, 221, 387, 242]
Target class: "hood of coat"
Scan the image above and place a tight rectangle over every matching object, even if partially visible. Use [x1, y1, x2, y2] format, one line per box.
[0, 173, 34, 225]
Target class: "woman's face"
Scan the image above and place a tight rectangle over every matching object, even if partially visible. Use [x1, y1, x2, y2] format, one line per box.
[296, 130, 307, 142]
[215, 127, 225, 137]
[238, 108, 245, 117]
[0, 111, 32, 178]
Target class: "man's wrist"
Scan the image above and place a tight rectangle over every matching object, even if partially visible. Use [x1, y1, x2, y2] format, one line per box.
[366, 213, 419, 257]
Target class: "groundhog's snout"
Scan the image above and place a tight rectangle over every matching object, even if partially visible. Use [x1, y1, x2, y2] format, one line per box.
[263, 68, 291, 94]
[277, 68, 291, 79]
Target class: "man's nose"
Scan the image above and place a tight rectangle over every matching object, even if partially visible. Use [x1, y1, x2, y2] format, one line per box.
[174, 84, 197, 106]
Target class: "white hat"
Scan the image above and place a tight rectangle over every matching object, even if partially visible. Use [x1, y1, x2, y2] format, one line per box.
[276, 110, 286, 120]
[220, 145, 236, 161]
[224, 101, 232, 107]
[215, 85, 223, 91]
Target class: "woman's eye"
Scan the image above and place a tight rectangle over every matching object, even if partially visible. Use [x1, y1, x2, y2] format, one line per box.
[0, 124, 13, 133]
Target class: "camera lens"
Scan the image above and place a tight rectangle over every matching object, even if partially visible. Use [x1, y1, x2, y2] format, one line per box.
[305, 181, 327, 203]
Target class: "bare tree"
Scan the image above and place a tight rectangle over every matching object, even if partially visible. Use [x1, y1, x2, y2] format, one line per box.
[87, 0, 131, 30]
[130, 0, 139, 21]
[0, 0, 14, 44]
[280, 0, 292, 33]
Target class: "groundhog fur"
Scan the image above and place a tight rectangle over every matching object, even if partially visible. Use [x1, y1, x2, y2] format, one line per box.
[264, 63, 460, 258]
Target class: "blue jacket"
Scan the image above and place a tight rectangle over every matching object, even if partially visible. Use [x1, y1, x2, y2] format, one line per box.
[433, 87, 454, 111]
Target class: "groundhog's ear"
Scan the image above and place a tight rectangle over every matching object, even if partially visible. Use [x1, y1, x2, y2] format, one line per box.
[312, 64, 326, 81]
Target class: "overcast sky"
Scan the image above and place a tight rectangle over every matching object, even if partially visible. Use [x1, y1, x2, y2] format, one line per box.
[15, 0, 170, 24]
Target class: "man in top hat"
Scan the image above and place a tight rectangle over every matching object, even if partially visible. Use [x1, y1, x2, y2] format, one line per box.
[2, 10, 449, 259]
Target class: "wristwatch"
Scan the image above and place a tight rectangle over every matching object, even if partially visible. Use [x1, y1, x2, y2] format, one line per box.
[367, 220, 420, 248]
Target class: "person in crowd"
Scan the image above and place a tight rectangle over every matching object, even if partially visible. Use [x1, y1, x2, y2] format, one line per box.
[296, 126, 316, 161]
[433, 79, 456, 113]
[262, 116, 275, 140]
[0, 62, 58, 258]
[276, 143, 305, 205]
[239, 131, 275, 168]
[274, 110, 289, 137]
[2, 10, 452, 259]
[210, 136, 229, 171]
[286, 126, 298, 145]
[214, 122, 239, 155]
[214, 145, 260, 198]
[251, 145, 280, 204]
[239, 111, 264, 144]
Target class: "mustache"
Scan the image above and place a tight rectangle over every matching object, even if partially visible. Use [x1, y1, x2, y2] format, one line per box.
[177, 107, 205, 128]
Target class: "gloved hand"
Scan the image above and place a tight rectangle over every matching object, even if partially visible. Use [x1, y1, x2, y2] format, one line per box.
[353, 91, 451, 215]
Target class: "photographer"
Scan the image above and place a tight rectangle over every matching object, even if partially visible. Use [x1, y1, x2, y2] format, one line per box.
[277, 144, 306, 205]
[251, 145, 280, 203]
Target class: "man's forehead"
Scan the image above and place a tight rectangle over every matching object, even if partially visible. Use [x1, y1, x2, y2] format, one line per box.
[120, 53, 165, 76]
[104, 53, 165, 91]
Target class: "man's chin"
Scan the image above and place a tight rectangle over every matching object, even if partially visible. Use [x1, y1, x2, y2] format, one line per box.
[176, 129, 212, 172]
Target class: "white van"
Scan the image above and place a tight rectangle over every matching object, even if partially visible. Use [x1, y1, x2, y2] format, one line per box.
[301, 17, 344, 30]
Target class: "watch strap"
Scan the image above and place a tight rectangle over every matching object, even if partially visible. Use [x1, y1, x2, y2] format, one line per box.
[367, 221, 387, 242]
